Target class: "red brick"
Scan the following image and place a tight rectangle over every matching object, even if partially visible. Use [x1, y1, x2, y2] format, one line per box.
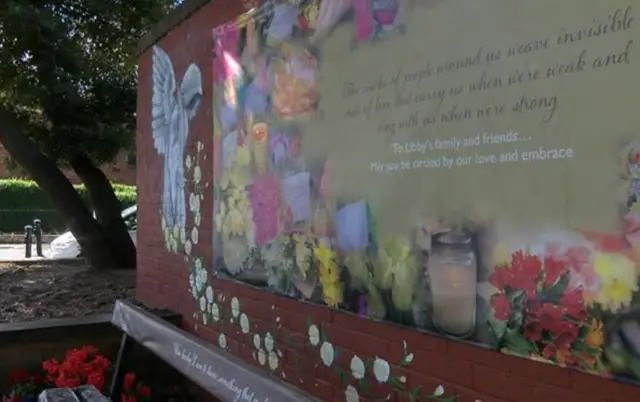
[323, 322, 391, 358]
[455, 386, 507, 402]
[447, 341, 507, 370]
[304, 378, 335, 402]
[501, 353, 571, 388]
[570, 370, 640, 401]
[411, 350, 473, 387]
[534, 382, 611, 402]
[393, 368, 455, 401]
[472, 365, 535, 402]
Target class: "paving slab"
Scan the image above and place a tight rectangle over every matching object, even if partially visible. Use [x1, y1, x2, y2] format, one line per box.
[0, 243, 50, 262]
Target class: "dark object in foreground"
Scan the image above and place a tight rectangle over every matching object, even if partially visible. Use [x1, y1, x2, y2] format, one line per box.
[34, 219, 43, 257]
[38, 385, 110, 401]
[24, 225, 32, 258]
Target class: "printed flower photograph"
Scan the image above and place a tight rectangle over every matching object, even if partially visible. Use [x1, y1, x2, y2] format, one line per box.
[488, 244, 611, 373]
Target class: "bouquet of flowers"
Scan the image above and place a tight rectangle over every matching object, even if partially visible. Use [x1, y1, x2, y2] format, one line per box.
[488, 250, 606, 371]
[120, 372, 151, 402]
[3, 369, 46, 401]
[42, 345, 111, 391]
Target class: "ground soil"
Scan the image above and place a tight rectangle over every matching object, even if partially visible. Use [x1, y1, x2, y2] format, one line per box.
[0, 261, 135, 323]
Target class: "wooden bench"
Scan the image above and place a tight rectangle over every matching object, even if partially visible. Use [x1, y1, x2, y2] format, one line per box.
[108, 300, 317, 402]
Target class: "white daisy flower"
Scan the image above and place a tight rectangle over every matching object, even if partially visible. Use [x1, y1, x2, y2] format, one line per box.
[258, 348, 266, 366]
[268, 351, 278, 370]
[240, 313, 250, 334]
[320, 342, 334, 366]
[211, 304, 220, 321]
[264, 333, 274, 352]
[373, 358, 390, 383]
[218, 333, 227, 349]
[191, 227, 199, 245]
[344, 385, 359, 402]
[434, 385, 444, 396]
[231, 297, 240, 317]
[308, 324, 320, 346]
[350, 356, 365, 379]
[194, 165, 202, 185]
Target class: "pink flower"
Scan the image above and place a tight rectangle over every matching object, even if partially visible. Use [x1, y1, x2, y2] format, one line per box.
[213, 28, 240, 85]
[544, 242, 599, 291]
[250, 175, 281, 246]
[624, 211, 640, 247]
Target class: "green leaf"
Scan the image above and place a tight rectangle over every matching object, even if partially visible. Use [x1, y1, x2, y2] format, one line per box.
[503, 328, 535, 356]
[540, 272, 569, 302]
[408, 386, 421, 402]
[489, 319, 507, 339]
[509, 289, 526, 308]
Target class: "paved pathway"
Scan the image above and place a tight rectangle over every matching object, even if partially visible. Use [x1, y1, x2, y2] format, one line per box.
[0, 244, 50, 262]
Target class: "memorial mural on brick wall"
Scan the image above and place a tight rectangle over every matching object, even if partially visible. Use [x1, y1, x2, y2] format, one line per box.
[210, 0, 640, 384]
[151, 45, 203, 242]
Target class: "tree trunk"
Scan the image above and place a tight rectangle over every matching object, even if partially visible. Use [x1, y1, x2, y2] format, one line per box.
[70, 154, 136, 269]
[0, 108, 121, 270]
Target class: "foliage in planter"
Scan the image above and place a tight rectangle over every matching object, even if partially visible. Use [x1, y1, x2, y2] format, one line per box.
[42, 345, 112, 391]
[2, 369, 46, 401]
[0, 179, 136, 233]
[121, 373, 151, 402]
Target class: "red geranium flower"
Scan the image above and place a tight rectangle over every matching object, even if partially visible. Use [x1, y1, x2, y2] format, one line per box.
[120, 372, 151, 402]
[490, 293, 511, 320]
[8, 369, 28, 385]
[137, 386, 151, 398]
[542, 256, 567, 286]
[42, 345, 111, 392]
[123, 373, 136, 390]
[489, 251, 542, 296]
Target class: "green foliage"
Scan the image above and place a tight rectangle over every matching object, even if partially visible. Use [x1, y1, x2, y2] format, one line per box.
[0, 0, 175, 164]
[0, 179, 136, 233]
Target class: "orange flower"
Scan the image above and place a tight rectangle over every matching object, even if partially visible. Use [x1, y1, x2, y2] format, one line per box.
[585, 318, 604, 349]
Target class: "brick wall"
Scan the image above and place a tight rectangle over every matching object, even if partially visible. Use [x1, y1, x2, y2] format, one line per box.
[134, 1, 640, 401]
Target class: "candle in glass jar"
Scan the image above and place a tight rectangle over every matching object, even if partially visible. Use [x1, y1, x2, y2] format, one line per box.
[430, 264, 476, 336]
[427, 231, 477, 337]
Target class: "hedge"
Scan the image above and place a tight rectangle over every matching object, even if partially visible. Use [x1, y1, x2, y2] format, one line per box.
[0, 179, 136, 233]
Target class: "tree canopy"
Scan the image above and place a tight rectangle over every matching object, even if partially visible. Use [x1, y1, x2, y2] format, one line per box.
[0, 0, 173, 164]
[0, 0, 174, 269]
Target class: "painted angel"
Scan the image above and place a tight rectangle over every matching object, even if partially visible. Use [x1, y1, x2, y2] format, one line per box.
[151, 46, 203, 230]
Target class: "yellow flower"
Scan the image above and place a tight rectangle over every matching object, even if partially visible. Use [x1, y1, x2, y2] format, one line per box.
[491, 242, 511, 268]
[235, 145, 251, 167]
[293, 234, 312, 279]
[593, 252, 638, 313]
[314, 243, 336, 273]
[374, 238, 418, 311]
[314, 244, 342, 307]
[344, 251, 371, 291]
[585, 318, 604, 349]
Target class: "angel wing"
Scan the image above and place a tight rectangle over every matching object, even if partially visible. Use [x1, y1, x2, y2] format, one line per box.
[179, 64, 203, 121]
[151, 46, 177, 156]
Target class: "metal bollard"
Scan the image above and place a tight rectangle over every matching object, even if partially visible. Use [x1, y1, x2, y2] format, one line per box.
[33, 218, 43, 257]
[24, 225, 33, 259]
